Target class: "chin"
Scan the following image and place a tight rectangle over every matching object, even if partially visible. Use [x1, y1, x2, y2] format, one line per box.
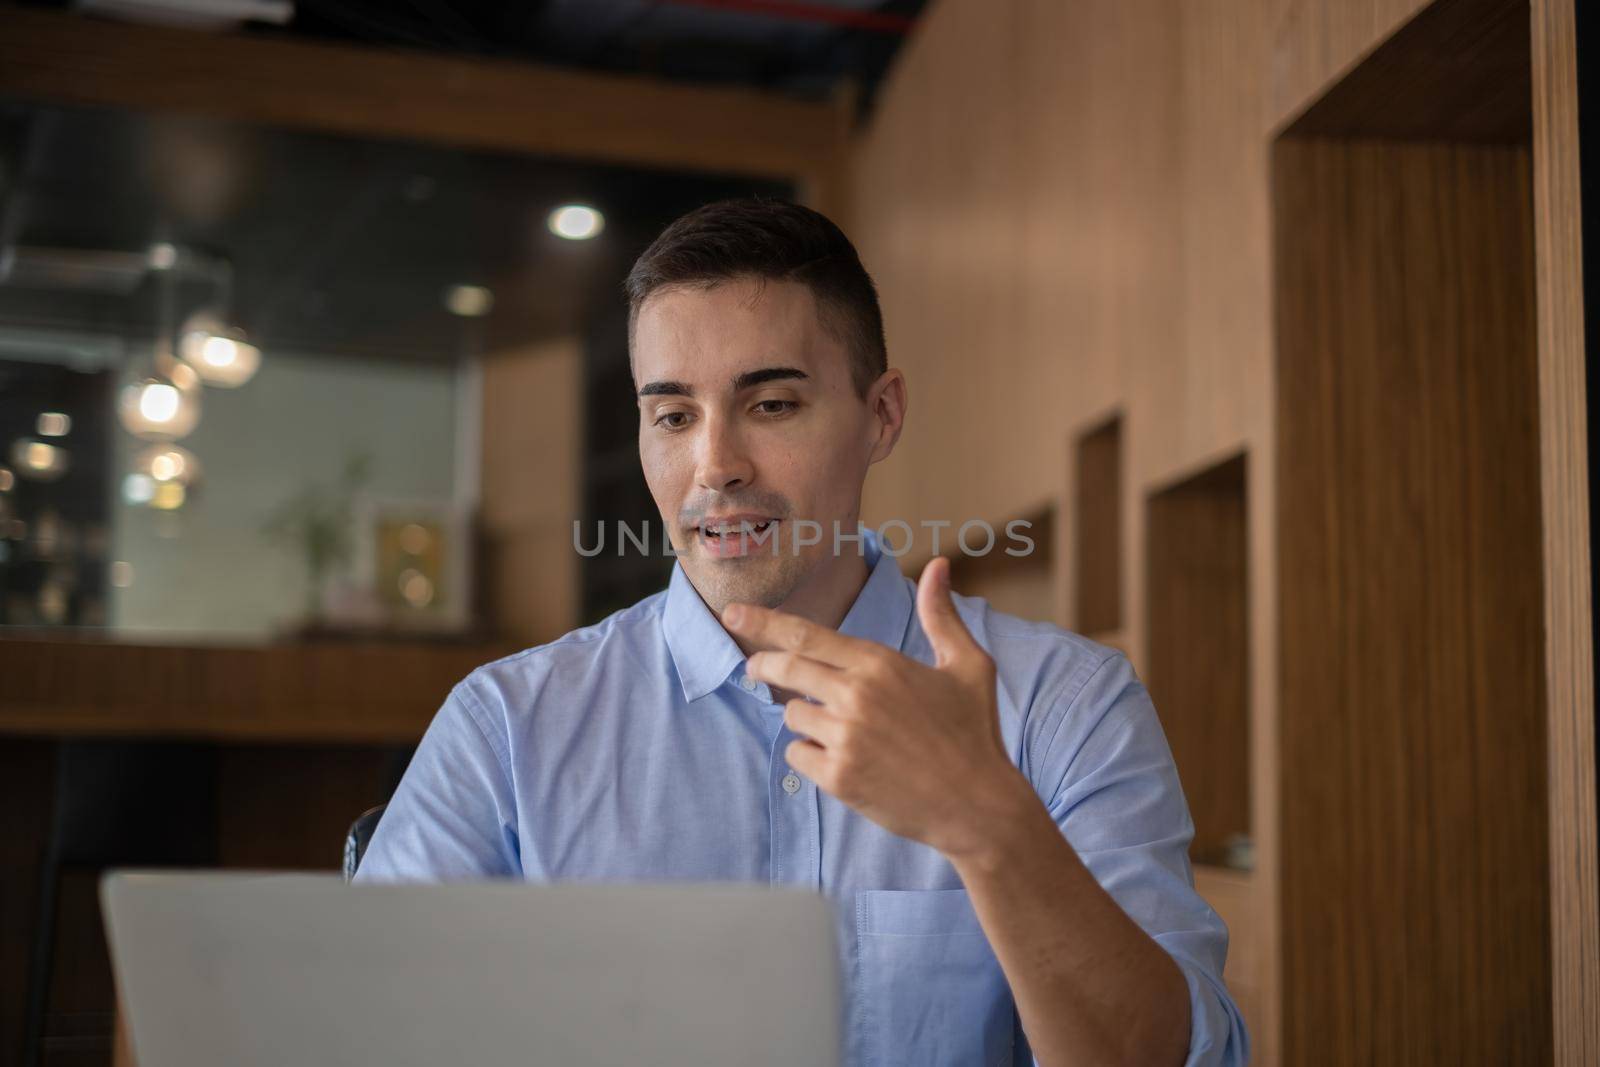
[686, 553, 806, 613]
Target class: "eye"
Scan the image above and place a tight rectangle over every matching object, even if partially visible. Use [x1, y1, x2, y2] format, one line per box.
[753, 399, 799, 417]
[653, 410, 693, 431]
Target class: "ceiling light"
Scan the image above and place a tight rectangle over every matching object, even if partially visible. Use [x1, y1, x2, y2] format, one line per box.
[118, 376, 201, 441]
[444, 284, 494, 317]
[196, 332, 261, 386]
[548, 204, 604, 241]
[147, 242, 178, 270]
[37, 412, 71, 437]
[178, 309, 261, 387]
[142, 383, 178, 421]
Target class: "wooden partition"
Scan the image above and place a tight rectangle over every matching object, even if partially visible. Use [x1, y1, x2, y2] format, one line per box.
[1274, 0, 1550, 1060]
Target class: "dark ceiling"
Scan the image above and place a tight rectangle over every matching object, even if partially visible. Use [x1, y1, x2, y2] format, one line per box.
[17, 0, 928, 104]
[0, 100, 788, 362]
[285, 0, 927, 105]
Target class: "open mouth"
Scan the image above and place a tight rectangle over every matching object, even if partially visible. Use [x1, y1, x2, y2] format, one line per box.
[695, 517, 780, 558]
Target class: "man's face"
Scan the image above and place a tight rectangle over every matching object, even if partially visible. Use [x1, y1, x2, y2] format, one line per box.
[633, 276, 884, 614]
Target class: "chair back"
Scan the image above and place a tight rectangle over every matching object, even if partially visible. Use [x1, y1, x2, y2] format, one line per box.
[342, 804, 388, 881]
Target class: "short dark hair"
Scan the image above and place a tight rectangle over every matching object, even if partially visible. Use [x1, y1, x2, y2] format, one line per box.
[625, 197, 887, 397]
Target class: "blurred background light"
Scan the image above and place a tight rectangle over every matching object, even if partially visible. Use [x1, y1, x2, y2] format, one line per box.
[118, 376, 200, 441]
[398, 522, 432, 555]
[150, 481, 187, 510]
[547, 204, 604, 241]
[444, 284, 494, 317]
[36, 412, 71, 437]
[9, 438, 70, 481]
[121, 473, 155, 505]
[134, 443, 202, 487]
[398, 567, 435, 608]
[194, 332, 260, 386]
[179, 309, 261, 387]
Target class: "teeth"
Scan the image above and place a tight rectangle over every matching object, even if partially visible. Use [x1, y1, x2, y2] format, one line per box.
[703, 519, 773, 537]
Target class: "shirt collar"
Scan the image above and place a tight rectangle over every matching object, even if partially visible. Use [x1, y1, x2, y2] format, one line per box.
[663, 526, 915, 704]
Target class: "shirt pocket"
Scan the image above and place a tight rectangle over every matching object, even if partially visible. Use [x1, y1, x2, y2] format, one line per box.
[854, 888, 1015, 1067]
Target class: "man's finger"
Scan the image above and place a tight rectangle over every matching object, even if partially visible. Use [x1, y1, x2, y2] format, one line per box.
[915, 556, 982, 670]
[784, 737, 827, 781]
[747, 650, 850, 704]
[783, 697, 845, 748]
[723, 602, 872, 667]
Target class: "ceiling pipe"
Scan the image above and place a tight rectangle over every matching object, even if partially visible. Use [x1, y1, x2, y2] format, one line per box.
[652, 0, 916, 35]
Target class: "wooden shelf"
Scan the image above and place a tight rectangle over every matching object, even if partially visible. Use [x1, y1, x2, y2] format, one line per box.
[1145, 453, 1250, 871]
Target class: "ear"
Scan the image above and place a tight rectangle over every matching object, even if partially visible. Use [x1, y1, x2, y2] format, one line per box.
[865, 369, 908, 466]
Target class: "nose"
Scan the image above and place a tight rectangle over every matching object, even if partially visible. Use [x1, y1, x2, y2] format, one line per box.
[694, 413, 754, 493]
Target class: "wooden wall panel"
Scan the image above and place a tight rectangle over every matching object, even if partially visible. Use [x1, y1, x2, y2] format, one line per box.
[1275, 137, 1549, 1064]
[480, 338, 582, 647]
[1530, 0, 1600, 1060]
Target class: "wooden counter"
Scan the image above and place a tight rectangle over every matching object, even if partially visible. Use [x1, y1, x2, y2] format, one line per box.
[0, 634, 517, 744]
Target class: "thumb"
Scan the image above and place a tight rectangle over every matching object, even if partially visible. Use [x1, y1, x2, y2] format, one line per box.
[916, 556, 980, 670]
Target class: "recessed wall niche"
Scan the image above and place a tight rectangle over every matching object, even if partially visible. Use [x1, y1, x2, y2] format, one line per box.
[946, 506, 1056, 626]
[1273, 0, 1548, 1060]
[1073, 415, 1123, 640]
[1144, 453, 1250, 872]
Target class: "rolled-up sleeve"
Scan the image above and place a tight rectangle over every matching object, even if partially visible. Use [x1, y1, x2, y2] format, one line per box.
[1030, 650, 1250, 1067]
[352, 679, 521, 883]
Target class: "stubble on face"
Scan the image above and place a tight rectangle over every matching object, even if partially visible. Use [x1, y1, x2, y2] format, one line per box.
[670, 441, 845, 617]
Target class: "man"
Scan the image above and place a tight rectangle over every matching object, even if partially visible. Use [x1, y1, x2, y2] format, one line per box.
[357, 198, 1247, 1066]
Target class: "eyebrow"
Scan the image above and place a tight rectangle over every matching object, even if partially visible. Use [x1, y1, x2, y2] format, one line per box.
[636, 366, 809, 398]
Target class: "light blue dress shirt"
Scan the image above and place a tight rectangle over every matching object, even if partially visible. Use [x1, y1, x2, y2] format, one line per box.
[356, 529, 1248, 1066]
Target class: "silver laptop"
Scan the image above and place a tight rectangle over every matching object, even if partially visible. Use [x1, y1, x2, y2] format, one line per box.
[102, 871, 840, 1067]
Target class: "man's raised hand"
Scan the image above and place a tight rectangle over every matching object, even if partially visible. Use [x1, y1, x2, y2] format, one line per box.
[724, 556, 1036, 860]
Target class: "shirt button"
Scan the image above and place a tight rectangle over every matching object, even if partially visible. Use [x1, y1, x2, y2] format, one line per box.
[739, 675, 757, 692]
[781, 772, 801, 794]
